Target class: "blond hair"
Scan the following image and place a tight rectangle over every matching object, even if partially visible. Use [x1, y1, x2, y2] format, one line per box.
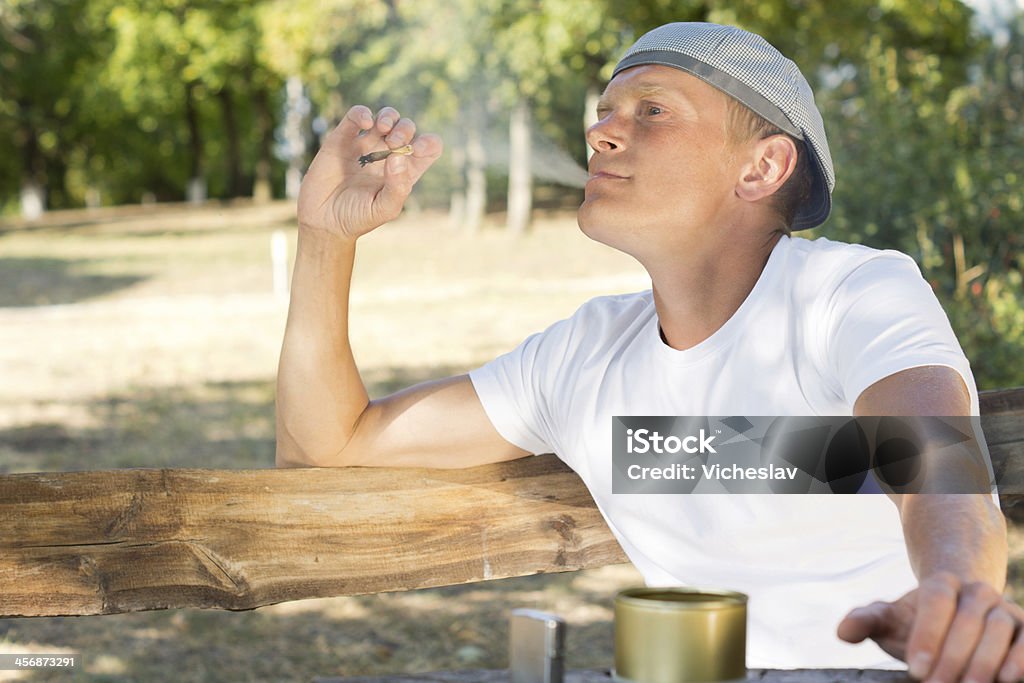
[726, 98, 814, 236]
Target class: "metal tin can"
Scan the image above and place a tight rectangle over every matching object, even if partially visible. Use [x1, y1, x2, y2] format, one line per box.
[614, 587, 747, 683]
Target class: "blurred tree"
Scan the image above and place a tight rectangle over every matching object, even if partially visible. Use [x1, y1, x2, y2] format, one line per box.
[930, 16, 1024, 388]
[259, 0, 389, 198]
[103, 0, 282, 202]
[0, 0, 113, 216]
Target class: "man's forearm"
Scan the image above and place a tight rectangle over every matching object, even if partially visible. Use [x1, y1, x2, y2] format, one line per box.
[275, 229, 368, 467]
[900, 493, 1008, 588]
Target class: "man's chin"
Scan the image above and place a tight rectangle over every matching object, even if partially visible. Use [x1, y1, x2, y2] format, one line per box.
[577, 209, 624, 252]
[576, 203, 601, 241]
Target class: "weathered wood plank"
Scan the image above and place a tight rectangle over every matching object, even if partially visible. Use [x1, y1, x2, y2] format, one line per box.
[0, 456, 628, 617]
[980, 386, 1024, 416]
[982, 385, 1024, 515]
[314, 668, 913, 682]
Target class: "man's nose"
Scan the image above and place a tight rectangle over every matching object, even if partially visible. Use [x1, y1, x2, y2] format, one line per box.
[586, 115, 624, 154]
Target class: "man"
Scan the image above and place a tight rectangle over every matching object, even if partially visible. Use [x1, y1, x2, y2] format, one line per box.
[276, 22, 1021, 682]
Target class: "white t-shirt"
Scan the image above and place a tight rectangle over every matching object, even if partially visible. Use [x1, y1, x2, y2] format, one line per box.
[469, 235, 980, 669]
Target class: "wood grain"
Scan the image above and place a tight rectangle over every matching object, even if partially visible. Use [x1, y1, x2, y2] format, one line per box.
[0, 456, 627, 617]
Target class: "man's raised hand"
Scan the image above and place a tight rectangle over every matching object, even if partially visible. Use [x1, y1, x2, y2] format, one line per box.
[296, 105, 443, 241]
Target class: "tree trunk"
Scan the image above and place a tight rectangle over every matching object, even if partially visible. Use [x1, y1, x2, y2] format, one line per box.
[464, 110, 487, 234]
[218, 87, 243, 198]
[448, 137, 467, 230]
[19, 180, 45, 220]
[18, 106, 46, 219]
[506, 98, 532, 234]
[252, 86, 274, 203]
[284, 76, 308, 200]
[184, 80, 206, 204]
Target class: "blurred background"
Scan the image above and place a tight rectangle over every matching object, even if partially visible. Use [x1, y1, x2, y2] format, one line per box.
[1, 0, 1023, 680]
[2, 0, 1023, 385]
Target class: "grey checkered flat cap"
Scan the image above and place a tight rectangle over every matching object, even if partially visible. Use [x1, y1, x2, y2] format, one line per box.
[613, 22, 835, 231]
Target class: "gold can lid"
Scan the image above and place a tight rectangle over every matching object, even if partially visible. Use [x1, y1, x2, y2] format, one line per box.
[615, 586, 748, 611]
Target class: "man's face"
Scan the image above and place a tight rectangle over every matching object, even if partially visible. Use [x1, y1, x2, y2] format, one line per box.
[578, 64, 743, 257]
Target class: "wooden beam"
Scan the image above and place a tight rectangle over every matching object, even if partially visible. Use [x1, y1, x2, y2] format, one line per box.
[0, 455, 628, 617]
[982, 387, 1024, 515]
[1, 387, 1021, 618]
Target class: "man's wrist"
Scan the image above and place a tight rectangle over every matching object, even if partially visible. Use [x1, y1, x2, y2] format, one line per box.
[295, 223, 358, 254]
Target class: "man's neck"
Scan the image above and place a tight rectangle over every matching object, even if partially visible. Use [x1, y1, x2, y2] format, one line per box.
[648, 231, 783, 351]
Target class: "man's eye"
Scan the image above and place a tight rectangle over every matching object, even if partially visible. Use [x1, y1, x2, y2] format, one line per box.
[645, 105, 664, 116]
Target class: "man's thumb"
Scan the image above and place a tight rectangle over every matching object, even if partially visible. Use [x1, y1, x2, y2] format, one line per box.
[837, 602, 890, 643]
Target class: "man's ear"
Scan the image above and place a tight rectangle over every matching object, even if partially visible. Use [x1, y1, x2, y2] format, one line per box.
[735, 134, 798, 203]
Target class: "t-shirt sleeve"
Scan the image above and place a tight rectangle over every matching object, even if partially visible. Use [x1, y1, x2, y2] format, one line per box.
[823, 251, 978, 412]
[469, 317, 575, 456]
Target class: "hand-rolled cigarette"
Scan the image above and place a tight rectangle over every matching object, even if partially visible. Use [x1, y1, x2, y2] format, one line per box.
[358, 144, 413, 167]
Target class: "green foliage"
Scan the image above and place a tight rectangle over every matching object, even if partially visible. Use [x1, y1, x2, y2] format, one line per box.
[0, 0, 287, 206]
[949, 272, 1024, 390]
[0, 0, 116, 207]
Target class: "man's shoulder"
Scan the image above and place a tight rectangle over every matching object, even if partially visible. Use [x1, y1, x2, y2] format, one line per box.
[785, 236, 920, 291]
[566, 289, 655, 330]
[535, 290, 654, 350]
[575, 289, 654, 314]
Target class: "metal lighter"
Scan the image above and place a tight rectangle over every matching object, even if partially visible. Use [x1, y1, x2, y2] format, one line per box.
[509, 609, 565, 683]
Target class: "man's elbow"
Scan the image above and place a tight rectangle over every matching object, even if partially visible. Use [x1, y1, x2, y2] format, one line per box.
[275, 434, 308, 468]
[274, 441, 348, 468]
[275, 444, 306, 468]
[274, 402, 363, 467]
[274, 425, 350, 468]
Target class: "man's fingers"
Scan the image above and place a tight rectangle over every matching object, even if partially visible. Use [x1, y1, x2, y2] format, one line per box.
[368, 152, 413, 224]
[918, 580, 1003, 682]
[406, 133, 444, 180]
[335, 105, 374, 140]
[385, 117, 417, 148]
[837, 602, 889, 644]
[997, 623, 1024, 683]
[905, 573, 960, 679]
[913, 577, 999, 683]
[927, 582, 1002, 682]
[371, 133, 444, 222]
[375, 106, 401, 134]
[962, 606, 1017, 683]
[411, 133, 443, 159]
[377, 133, 444, 184]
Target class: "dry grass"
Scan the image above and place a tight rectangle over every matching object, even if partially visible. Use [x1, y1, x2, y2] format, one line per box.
[0, 565, 645, 682]
[0, 201, 1020, 681]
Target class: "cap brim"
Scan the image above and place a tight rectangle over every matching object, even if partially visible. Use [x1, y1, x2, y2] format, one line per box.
[790, 154, 831, 231]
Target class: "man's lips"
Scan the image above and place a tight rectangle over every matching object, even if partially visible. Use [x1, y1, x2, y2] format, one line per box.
[587, 170, 630, 182]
